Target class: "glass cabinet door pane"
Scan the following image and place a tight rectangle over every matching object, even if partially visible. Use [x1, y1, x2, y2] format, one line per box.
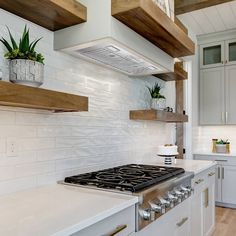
[229, 42, 236, 62]
[203, 45, 221, 66]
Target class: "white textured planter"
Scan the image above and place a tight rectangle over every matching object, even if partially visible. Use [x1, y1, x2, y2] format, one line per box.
[9, 59, 44, 87]
[151, 98, 166, 110]
[216, 144, 227, 153]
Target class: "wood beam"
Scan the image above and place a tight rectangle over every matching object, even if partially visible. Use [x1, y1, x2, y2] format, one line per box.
[175, 0, 234, 15]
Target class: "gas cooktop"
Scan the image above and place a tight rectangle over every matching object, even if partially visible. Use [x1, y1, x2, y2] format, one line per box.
[63, 164, 185, 192]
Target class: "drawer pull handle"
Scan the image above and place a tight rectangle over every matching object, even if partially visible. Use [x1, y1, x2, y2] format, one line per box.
[216, 160, 227, 162]
[176, 217, 188, 227]
[208, 172, 215, 177]
[107, 224, 127, 236]
[195, 179, 204, 184]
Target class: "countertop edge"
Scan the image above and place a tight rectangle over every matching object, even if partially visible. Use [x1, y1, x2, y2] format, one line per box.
[52, 194, 138, 236]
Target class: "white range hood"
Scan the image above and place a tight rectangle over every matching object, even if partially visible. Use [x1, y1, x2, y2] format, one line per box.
[54, 0, 174, 76]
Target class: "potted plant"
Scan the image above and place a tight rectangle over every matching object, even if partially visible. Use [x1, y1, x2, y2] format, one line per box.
[215, 139, 230, 153]
[0, 26, 44, 87]
[147, 82, 166, 110]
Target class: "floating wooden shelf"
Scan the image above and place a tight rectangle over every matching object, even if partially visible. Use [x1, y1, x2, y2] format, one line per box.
[111, 0, 195, 57]
[0, 81, 88, 112]
[153, 62, 188, 81]
[130, 109, 188, 123]
[0, 0, 87, 31]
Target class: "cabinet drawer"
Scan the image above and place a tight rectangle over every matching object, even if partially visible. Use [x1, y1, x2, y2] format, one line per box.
[72, 205, 135, 236]
[192, 174, 206, 193]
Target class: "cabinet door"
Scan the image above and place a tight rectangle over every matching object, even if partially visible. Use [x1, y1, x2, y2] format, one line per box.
[215, 165, 222, 202]
[191, 191, 204, 236]
[203, 175, 216, 236]
[200, 42, 224, 69]
[225, 39, 236, 66]
[225, 65, 236, 124]
[221, 165, 236, 205]
[200, 67, 225, 125]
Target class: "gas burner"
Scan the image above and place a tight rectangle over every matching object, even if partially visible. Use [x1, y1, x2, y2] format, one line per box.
[63, 164, 185, 192]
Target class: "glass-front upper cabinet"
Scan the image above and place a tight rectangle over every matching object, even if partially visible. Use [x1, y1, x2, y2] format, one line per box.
[200, 42, 224, 69]
[225, 39, 236, 66]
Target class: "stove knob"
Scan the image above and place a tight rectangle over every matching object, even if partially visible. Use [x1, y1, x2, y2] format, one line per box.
[149, 201, 166, 214]
[174, 190, 184, 202]
[160, 197, 171, 208]
[180, 187, 190, 199]
[181, 186, 193, 195]
[139, 209, 153, 221]
[168, 192, 178, 202]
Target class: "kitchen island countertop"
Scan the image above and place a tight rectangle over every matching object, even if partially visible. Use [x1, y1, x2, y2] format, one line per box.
[0, 159, 216, 236]
[137, 158, 216, 175]
[0, 184, 138, 236]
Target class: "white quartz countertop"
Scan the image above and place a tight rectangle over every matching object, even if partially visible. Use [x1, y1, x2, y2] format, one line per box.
[137, 158, 216, 175]
[0, 184, 138, 236]
[0, 159, 215, 236]
[194, 152, 236, 157]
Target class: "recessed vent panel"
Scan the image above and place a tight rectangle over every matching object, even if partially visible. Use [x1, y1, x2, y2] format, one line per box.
[76, 44, 161, 76]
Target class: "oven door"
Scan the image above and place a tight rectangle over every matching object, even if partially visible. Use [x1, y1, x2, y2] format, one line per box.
[136, 198, 191, 236]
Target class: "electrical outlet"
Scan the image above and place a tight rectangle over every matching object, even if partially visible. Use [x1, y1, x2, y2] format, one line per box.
[7, 138, 18, 157]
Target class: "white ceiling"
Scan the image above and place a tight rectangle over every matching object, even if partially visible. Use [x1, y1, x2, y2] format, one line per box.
[178, 0, 236, 36]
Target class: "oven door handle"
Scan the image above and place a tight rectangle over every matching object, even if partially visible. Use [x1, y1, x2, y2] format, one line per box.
[106, 224, 127, 236]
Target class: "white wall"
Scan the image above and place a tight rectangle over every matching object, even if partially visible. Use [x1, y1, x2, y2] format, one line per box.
[0, 10, 176, 196]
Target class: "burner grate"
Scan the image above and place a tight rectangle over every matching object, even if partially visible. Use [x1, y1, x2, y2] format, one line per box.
[64, 164, 185, 192]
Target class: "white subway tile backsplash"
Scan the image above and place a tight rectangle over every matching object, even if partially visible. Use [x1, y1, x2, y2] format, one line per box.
[0, 9, 175, 196]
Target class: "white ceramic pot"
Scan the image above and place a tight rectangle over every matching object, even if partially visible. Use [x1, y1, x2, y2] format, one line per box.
[216, 144, 227, 153]
[9, 59, 44, 87]
[151, 98, 166, 110]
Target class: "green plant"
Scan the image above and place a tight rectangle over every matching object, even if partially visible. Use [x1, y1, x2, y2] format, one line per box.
[216, 139, 229, 145]
[147, 82, 165, 99]
[0, 25, 44, 64]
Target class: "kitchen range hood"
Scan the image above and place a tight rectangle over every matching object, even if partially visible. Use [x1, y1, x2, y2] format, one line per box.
[54, 0, 173, 76]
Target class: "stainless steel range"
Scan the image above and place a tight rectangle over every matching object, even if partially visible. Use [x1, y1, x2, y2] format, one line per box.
[60, 164, 194, 231]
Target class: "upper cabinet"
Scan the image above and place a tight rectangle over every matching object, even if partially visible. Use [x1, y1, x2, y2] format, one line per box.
[200, 39, 236, 69]
[200, 42, 224, 69]
[199, 32, 236, 125]
[225, 39, 236, 66]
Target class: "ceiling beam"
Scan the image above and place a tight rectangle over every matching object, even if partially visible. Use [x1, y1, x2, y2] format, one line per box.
[175, 0, 234, 15]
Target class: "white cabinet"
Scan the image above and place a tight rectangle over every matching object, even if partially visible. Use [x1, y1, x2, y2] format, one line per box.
[191, 188, 204, 236]
[72, 205, 135, 236]
[225, 65, 236, 124]
[225, 38, 236, 66]
[194, 155, 236, 207]
[191, 167, 216, 236]
[221, 165, 236, 205]
[200, 67, 225, 125]
[199, 37, 236, 125]
[200, 39, 236, 69]
[203, 173, 215, 236]
[200, 41, 224, 69]
[215, 165, 222, 202]
[200, 64, 236, 125]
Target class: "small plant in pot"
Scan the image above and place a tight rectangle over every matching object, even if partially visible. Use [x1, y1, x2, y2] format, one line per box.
[216, 139, 230, 153]
[0, 25, 44, 87]
[147, 82, 166, 110]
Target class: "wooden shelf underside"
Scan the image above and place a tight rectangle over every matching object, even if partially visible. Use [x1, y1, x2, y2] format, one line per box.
[0, 81, 88, 112]
[130, 109, 188, 123]
[112, 0, 195, 58]
[0, 0, 87, 31]
[154, 62, 188, 81]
